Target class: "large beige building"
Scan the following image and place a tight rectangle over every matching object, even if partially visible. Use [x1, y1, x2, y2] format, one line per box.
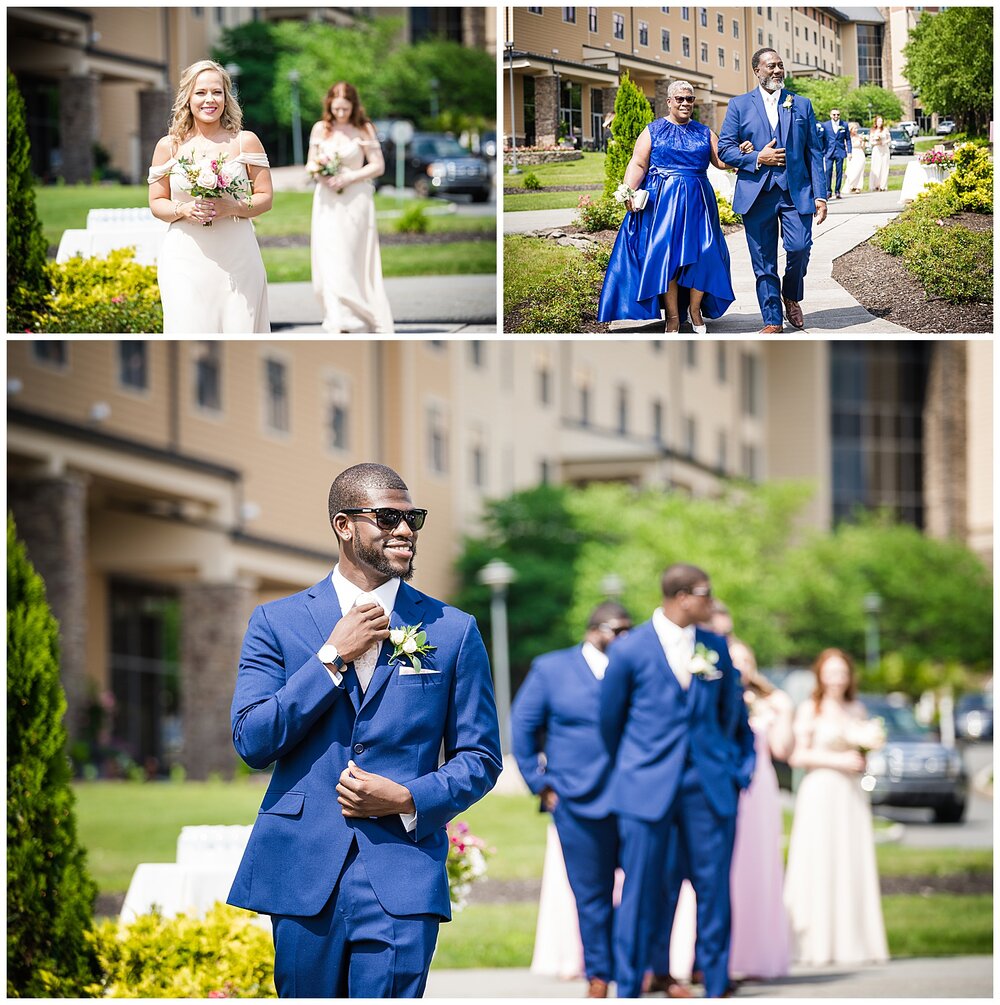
[503, 6, 935, 148]
[7, 339, 990, 778]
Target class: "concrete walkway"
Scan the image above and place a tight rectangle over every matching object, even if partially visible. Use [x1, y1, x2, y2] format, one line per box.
[269, 274, 497, 333]
[504, 189, 913, 334]
[426, 955, 993, 998]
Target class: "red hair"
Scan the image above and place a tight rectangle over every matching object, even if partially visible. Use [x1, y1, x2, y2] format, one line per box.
[811, 647, 857, 710]
[322, 81, 370, 131]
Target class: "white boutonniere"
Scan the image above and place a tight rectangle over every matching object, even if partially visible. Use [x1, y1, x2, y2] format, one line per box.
[388, 623, 436, 671]
[689, 642, 723, 681]
[782, 95, 794, 110]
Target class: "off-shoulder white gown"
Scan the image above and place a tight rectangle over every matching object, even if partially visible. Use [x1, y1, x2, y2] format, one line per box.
[310, 132, 393, 333]
[147, 138, 270, 333]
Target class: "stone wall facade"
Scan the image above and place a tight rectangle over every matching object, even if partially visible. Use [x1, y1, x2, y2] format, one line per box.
[139, 89, 173, 180]
[534, 75, 560, 147]
[179, 581, 256, 779]
[59, 76, 97, 184]
[503, 149, 583, 166]
[923, 342, 968, 543]
[8, 473, 90, 739]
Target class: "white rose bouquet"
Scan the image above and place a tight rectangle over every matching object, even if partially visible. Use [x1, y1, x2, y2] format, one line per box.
[846, 716, 887, 754]
[176, 151, 252, 226]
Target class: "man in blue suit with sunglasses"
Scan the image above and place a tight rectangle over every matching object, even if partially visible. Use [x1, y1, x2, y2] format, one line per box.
[228, 462, 502, 998]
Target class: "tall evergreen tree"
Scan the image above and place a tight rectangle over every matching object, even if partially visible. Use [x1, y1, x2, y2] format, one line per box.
[7, 70, 51, 332]
[7, 514, 100, 997]
[604, 71, 653, 197]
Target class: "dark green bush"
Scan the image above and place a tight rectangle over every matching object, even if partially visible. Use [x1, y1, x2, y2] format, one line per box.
[576, 193, 625, 232]
[7, 514, 100, 997]
[90, 904, 276, 998]
[905, 224, 992, 302]
[7, 70, 50, 333]
[522, 171, 542, 191]
[394, 203, 430, 234]
[518, 246, 607, 332]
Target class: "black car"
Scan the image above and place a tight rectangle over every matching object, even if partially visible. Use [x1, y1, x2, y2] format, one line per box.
[859, 694, 968, 823]
[888, 129, 915, 156]
[954, 691, 993, 742]
[377, 132, 492, 202]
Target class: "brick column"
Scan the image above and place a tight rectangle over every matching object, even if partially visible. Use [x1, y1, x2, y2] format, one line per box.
[698, 100, 717, 131]
[59, 75, 97, 183]
[923, 342, 968, 542]
[654, 79, 671, 119]
[180, 582, 256, 778]
[139, 88, 172, 181]
[8, 473, 89, 740]
[535, 75, 559, 147]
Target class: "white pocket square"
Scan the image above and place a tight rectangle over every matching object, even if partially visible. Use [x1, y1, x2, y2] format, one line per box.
[397, 667, 441, 676]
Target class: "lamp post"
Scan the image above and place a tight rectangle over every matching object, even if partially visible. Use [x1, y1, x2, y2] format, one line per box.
[505, 41, 520, 175]
[429, 77, 439, 121]
[478, 558, 517, 754]
[288, 69, 303, 166]
[863, 592, 882, 669]
[600, 572, 625, 600]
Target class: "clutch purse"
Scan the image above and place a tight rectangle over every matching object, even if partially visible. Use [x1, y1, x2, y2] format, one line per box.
[631, 189, 649, 211]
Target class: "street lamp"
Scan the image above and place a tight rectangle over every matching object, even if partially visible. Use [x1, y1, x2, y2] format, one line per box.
[600, 572, 625, 600]
[505, 41, 521, 175]
[863, 592, 882, 668]
[429, 77, 439, 121]
[288, 69, 303, 166]
[478, 558, 517, 754]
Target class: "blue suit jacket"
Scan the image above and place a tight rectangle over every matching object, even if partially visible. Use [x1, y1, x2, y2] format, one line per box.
[718, 89, 827, 216]
[599, 622, 755, 821]
[822, 119, 850, 160]
[511, 645, 614, 819]
[226, 575, 502, 920]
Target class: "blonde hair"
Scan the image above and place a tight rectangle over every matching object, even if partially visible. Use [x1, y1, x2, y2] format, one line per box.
[168, 60, 242, 144]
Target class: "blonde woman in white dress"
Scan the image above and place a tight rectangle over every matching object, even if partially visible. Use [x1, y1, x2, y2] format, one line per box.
[784, 648, 889, 967]
[308, 81, 393, 333]
[147, 60, 272, 333]
[868, 116, 891, 192]
[845, 122, 866, 193]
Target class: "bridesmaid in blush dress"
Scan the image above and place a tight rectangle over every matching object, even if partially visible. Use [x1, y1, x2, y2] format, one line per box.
[308, 82, 393, 334]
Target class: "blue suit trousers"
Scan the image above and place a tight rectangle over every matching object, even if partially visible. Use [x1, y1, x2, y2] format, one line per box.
[742, 184, 813, 326]
[826, 154, 846, 197]
[271, 841, 439, 998]
[552, 802, 618, 982]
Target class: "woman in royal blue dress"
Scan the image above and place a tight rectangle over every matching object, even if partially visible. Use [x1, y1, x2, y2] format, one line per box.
[598, 80, 747, 333]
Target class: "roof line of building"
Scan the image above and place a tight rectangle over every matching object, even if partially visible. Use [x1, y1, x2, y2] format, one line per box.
[8, 407, 242, 482]
[86, 46, 168, 74]
[230, 529, 336, 565]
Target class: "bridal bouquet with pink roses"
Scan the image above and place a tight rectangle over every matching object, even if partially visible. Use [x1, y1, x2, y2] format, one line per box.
[305, 151, 343, 183]
[176, 151, 252, 226]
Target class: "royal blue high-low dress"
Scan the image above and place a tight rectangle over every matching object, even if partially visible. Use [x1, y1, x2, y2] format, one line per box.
[598, 117, 735, 322]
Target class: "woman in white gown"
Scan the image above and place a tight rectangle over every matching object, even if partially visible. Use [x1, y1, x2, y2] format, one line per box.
[308, 81, 393, 333]
[783, 648, 889, 967]
[845, 122, 866, 193]
[868, 116, 891, 192]
[147, 60, 272, 333]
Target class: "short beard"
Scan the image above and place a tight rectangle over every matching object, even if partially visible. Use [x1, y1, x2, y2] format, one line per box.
[759, 75, 782, 93]
[354, 535, 415, 582]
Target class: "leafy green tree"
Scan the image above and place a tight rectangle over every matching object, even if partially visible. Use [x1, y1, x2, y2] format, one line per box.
[604, 71, 653, 197]
[7, 514, 100, 997]
[904, 6, 993, 134]
[784, 75, 853, 121]
[843, 84, 904, 127]
[7, 70, 50, 333]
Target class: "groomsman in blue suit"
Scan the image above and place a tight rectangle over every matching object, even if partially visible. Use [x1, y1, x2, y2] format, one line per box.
[227, 462, 502, 997]
[821, 108, 851, 200]
[512, 602, 634, 999]
[718, 48, 828, 333]
[600, 564, 754, 1000]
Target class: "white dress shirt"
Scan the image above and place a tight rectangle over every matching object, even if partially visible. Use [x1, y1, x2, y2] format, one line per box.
[651, 607, 696, 690]
[758, 84, 780, 130]
[581, 641, 609, 680]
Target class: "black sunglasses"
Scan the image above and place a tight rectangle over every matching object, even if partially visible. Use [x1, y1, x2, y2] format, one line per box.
[340, 507, 428, 531]
[600, 622, 632, 637]
[674, 95, 696, 104]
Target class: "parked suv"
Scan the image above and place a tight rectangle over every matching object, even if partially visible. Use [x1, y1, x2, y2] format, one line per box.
[888, 129, 915, 156]
[377, 131, 491, 202]
[935, 119, 957, 136]
[898, 120, 919, 138]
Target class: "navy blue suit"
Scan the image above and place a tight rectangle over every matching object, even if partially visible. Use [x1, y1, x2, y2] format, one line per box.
[512, 645, 618, 982]
[821, 119, 850, 197]
[718, 89, 827, 327]
[228, 575, 502, 997]
[600, 622, 754, 999]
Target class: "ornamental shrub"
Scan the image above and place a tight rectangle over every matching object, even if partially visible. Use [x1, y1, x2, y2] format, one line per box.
[7, 70, 50, 333]
[395, 203, 430, 234]
[31, 248, 163, 334]
[522, 171, 542, 190]
[604, 71, 653, 198]
[715, 191, 741, 226]
[89, 904, 276, 998]
[7, 514, 100, 997]
[940, 142, 993, 213]
[575, 193, 625, 232]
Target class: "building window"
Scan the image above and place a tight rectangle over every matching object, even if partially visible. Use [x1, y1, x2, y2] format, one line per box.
[469, 341, 485, 368]
[734, 51, 741, 71]
[700, 41, 708, 62]
[740, 352, 760, 417]
[264, 357, 289, 433]
[194, 341, 221, 411]
[681, 7, 690, 22]
[652, 399, 664, 444]
[813, 29, 817, 43]
[563, 7, 576, 24]
[716, 343, 727, 383]
[757, 28, 763, 46]
[577, 373, 592, 425]
[527, 6, 543, 13]
[822, 35, 826, 50]
[716, 12, 723, 32]
[537, 357, 552, 405]
[638, 20, 648, 46]
[856, 23, 884, 87]
[718, 47, 725, 66]
[682, 35, 691, 57]
[756, 6, 762, 14]
[717, 430, 728, 471]
[661, 6, 670, 12]
[684, 416, 697, 459]
[469, 428, 487, 489]
[733, 18, 739, 38]
[214, 7, 224, 24]
[559, 78, 583, 145]
[613, 12, 625, 39]
[539, 458, 551, 484]
[784, 19, 789, 32]
[325, 373, 350, 451]
[661, 28, 671, 52]
[768, 33, 773, 48]
[699, 8, 707, 28]
[118, 341, 148, 391]
[795, 25, 800, 37]
[617, 384, 629, 434]
[427, 401, 449, 475]
[588, 6, 597, 32]
[685, 341, 697, 368]
[31, 341, 67, 368]
[767, 6, 772, 20]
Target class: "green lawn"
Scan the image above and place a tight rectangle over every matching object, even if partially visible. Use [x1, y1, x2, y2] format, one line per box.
[504, 190, 592, 212]
[504, 152, 606, 188]
[503, 237, 582, 316]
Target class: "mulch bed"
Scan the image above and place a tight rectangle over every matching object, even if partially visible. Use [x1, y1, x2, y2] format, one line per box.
[831, 213, 993, 334]
[258, 230, 491, 249]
